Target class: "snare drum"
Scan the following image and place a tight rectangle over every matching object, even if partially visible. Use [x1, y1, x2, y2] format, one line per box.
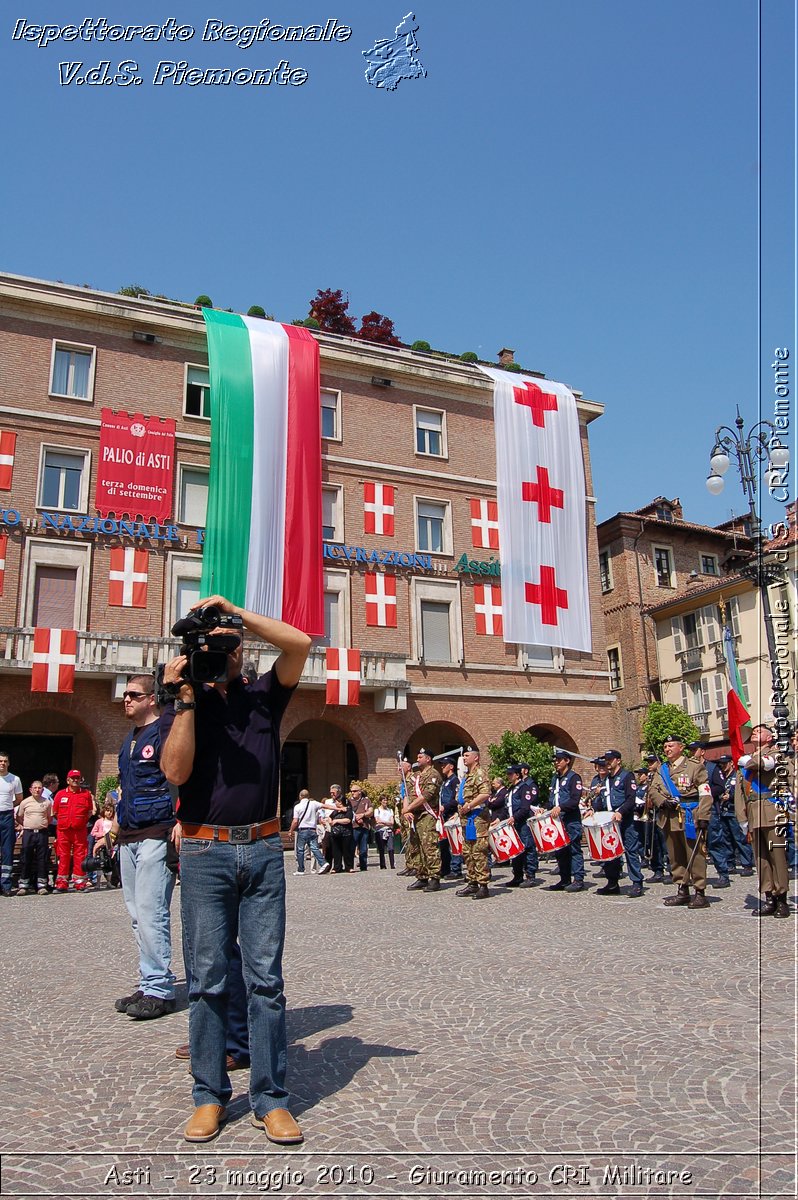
[582, 810, 624, 862]
[528, 811, 569, 854]
[444, 814, 464, 855]
[488, 817, 524, 862]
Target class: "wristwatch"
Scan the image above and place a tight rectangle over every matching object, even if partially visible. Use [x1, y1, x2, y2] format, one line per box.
[175, 699, 196, 714]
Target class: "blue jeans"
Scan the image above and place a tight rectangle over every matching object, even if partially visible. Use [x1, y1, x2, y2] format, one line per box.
[180, 834, 288, 1116]
[119, 837, 176, 1000]
[0, 811, 15, 892]
[180, 929, 249, 1062]
[720, 811, 754, 870]
[295, 828, 325, 872]
[352, 827, 370, 869]
[706, 808, 731, 876]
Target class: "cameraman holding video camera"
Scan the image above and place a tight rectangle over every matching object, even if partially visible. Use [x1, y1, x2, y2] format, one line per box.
[159, 594, 310, 1146]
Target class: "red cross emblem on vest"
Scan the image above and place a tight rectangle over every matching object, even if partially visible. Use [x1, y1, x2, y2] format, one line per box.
[525, 566, 569, 625]
[521, 466, 564, 523]
[513, 382, 558, 428]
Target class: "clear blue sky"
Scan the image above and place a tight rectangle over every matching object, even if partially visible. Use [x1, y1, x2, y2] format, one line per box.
[3, 0, 795, 530]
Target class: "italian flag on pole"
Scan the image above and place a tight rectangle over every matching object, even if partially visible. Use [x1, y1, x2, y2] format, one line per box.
[200, 310, 324, 636]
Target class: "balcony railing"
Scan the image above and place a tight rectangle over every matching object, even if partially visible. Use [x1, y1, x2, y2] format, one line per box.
[0, 628, 409, 704]
[677, 646, 704, 673]
[690, 710, 711, 735]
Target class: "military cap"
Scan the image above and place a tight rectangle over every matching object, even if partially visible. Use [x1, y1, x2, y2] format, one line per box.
[716, 754, 732, 764]
[441, 755, 458, 769]
[463, 744, 480, 753]
[644, 752, 658, 762]
[604, 749, 622, 761]
[554, 748, 574, 761]
[416, 747, 432, 758]
[591, 756, 607, 766]
[507, 763, 523, 775]
[687, 741, 707, 751]
[518, 762, 530, 771]
[662, 733, 684, 744]
[635, 766, 649, 776]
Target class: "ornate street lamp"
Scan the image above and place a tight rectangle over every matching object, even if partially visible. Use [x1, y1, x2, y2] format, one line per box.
[705, 407, 789, 724]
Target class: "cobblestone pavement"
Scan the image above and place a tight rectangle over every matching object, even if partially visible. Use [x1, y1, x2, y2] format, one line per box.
[1, 853, 795, 1199]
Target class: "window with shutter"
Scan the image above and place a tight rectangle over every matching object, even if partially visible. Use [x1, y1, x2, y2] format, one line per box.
[713, 673, 725, 712]
[671, 616, 683, 652]
[420, 600, 452, 662]
[33, 566, 77, 627]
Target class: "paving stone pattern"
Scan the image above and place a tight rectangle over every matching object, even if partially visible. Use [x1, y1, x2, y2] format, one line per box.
[1, 854, 794, 1199]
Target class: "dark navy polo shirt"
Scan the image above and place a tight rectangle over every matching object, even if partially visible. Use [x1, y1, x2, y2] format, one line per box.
[160, 667, 295, 827]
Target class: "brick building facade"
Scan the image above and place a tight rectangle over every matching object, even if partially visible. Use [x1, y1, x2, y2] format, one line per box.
[0, 273, 614, 819]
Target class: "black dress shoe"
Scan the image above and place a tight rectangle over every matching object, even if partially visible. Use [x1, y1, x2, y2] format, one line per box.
[518, 878, 539, 888]
[739, 868, 754, 877]
[712, 877, 731, 888]
[648, 873, 665, 883]
[455, 882, 478, 896]
[407, 878, 428, 891]
[547, 881, 567, 891]
[565, 881, 584, 893]
[472, 885, 490, 899]
[629, 884, 643, 897]
[503, 879, 522, 888]
[423, 878, 441, 892]
[773, 896, 791, 918]
[595, 883, 620, 896]
[753, 894, 777, 916]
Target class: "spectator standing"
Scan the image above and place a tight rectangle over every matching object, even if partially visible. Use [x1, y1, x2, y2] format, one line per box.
[288, 790, 331, 875]
[329, 793, 355, 873]
[114, 674, 177, 1019]
[374, 798, 397, 869]
[15, 781, 52, 895]
[349, 783, 374, 871]
[52, 771, 95, 892]
[0, 753, 23, 896]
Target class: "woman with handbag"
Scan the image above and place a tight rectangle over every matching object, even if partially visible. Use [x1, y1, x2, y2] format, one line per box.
[374, 798, 397, 870]
[329, 793, 355, 873]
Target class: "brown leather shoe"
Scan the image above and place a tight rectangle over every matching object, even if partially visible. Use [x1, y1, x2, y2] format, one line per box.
[688, 890, 710, 909]
[663, 885, 691, 907]
[175, 1043, 190, 1060]
[184, 1104, 226, 1142]
[250, 1108, 304, 1144]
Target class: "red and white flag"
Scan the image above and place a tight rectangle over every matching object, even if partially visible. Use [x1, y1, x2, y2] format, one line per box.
[469, 498, 499, 549]
[364, 572, 397, 627]
[474, 583, 503, 636]
[478, 368, 591, 652]
[0, 431, 16, 490]
[325, 647, 360, 706]
[364, 482, 395, 536]
[108, 547, 149, 608]
[31, 627, 77, 694]
[0, 534, 6, 597]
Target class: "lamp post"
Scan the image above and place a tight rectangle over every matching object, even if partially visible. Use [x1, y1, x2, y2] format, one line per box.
[705, 407, 790, 725]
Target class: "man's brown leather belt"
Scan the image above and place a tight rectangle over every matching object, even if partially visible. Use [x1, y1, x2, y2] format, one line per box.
[180, 817, 280, 844]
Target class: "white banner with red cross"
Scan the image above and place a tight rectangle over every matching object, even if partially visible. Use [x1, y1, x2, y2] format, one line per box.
[325, 647, 361, 705]
[469, 498, 499, 549]
[364, 571, 397, 627]
[0, 534, 6, 597]
[0, 431, 17, 490]
[108, 547, 149, 608]
[478, 367, 591, 652]
[31, 627, 77, 693]
[474, 583, 503, 636]
[363, 481, 395, 536]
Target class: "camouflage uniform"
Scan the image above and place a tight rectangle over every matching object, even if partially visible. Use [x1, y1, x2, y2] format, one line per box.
[407, 765, 443, 881]
[398, 809, 420, 875]
[649, 755, 712, 889]
[461, 764, 491, 886]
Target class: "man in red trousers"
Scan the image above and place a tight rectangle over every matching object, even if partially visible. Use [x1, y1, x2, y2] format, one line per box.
[53, 770, 95, 891]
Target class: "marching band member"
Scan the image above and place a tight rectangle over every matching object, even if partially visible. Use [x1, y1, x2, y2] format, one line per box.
[736, 724, 789, 918]
[503, 764, 539, 888]
[402, 748, 443, 893]
[649, 733, 713, 909]
[594, 749, 644, 897]
[546, 750, 585, 893]
[456, 745, 492, 900]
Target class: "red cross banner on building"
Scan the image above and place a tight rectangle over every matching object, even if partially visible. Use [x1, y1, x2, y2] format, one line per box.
[0, 534, 6, 597]
[474, 583, 503, 636]
[364, 572, 397, 627]
[364, 482, 395, 536]
[31, 627, 77, 694]
[477, 367, 591, 652]
[108, 547, 149, 608]
[325, 647, 361, 706]
[0, 430, 17, 490]
[469, 498, 499, 549]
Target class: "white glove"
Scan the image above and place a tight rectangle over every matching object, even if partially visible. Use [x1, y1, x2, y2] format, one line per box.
[737, 755, 752, 769]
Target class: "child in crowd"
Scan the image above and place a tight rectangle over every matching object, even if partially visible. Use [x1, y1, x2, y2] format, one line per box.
[15, 781, 53, 895]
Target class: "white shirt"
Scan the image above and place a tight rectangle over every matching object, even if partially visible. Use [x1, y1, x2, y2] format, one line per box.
[374, 805, 395, 827]
[292, 798, 325, 830]
[0, 773, 23, 813]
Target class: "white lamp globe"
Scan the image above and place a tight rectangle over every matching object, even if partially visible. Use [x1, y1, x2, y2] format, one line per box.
[709, 450, 730, 476]
[769, 445, 790, 468]
[706, 473, 725, 496]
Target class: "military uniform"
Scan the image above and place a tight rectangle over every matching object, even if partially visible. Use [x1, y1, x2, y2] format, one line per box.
[649, 754, 712, 903]
[459, 763, 491, 890]
[736, 748, 789, 909]
[406, 763, 443, 886]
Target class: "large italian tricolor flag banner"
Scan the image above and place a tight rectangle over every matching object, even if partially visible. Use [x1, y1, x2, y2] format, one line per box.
[201, 310, 324, 636]
[478, 367, 591, 653]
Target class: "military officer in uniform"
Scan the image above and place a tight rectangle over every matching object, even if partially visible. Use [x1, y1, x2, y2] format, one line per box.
[546, 750, 585, 892]
[649, 733, 713, 909]
[736, 724, 790, 917]
[503, 764, 539, 888]
[402, 748, 443, 893]
[396, 759, 419, 877]
[438, 756, 462, 879]
[456, 745, 492, 900]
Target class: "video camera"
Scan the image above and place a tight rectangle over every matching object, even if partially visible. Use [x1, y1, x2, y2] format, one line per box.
[169, 604, 244, 686]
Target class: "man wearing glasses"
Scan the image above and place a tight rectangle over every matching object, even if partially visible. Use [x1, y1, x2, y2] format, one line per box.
[113, 674, 178, 1020]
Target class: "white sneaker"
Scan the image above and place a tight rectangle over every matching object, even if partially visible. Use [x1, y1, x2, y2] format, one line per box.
[292, 871, 306, 876]
[318, 862, 331, 875]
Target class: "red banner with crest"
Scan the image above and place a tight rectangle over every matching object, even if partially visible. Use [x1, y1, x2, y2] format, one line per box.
[96, 409, 175, 522]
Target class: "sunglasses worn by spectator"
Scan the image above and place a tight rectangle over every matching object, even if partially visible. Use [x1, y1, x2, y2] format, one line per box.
[122, 690, 149, 701]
